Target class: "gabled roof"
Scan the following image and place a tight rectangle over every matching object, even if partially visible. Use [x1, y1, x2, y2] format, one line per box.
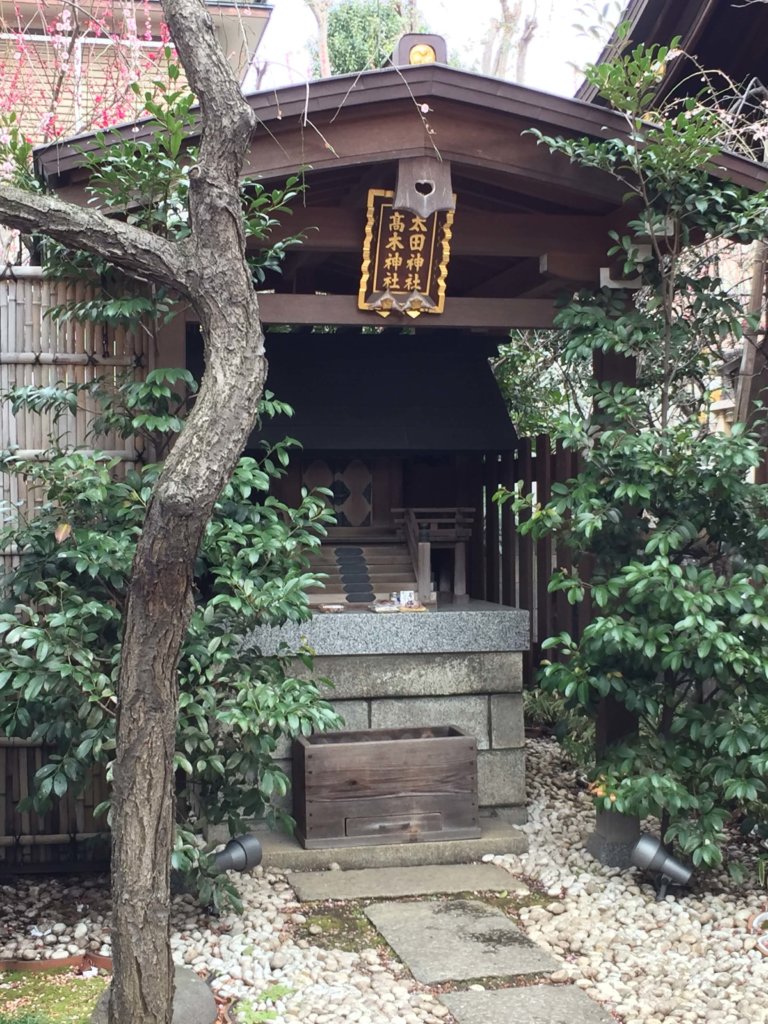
[31, 60, 768, 330]
[35, 62, 768, 197]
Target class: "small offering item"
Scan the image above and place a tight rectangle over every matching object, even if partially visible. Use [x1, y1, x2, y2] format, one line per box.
[319, 604, 346, 613]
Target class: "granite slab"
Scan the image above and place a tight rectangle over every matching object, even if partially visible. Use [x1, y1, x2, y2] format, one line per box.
[246, 603, 529, 657]
[364, 898, 558, 983]
[233, 817, 527, 871]
[439, 985, 615, 1024]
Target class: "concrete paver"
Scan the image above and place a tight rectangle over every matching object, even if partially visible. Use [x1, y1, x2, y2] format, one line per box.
[440, 985, 615, 1024]
[289, 863, 527, 901]
[364, 898, 559, 984]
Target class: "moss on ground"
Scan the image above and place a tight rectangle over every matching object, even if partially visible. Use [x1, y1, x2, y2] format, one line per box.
[0, 968, 108, 1024]
[297, 904, 387, 952]
[294, 885, 548, 958]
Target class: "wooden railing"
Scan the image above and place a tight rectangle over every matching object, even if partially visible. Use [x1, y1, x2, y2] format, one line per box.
[394, 507, 475, 603]
[478, 439, 586, 684]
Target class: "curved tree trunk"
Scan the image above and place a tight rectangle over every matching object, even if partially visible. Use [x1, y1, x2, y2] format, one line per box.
[0, 0, 267, 1019]
[110, 305, 266, 1022]
[108, 0, 264, 1014]
[0, 0, 300, 1011]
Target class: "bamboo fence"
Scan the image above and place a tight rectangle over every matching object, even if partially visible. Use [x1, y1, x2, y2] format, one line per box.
[0, 267, 152, 869]
[1, 267, 153, 576]
[0, 738, 110, 870]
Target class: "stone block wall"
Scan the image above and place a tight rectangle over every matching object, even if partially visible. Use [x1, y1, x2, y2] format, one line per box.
[274, 651, 526, 820]
[249, 606, 530, 827]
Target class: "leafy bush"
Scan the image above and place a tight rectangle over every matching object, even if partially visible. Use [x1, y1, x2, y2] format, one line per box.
[510, 418, 768, 872]
[0, 370, 340, 908]
[499, 36, 768, 878]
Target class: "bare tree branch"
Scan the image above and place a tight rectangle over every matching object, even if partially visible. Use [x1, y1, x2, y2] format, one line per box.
[0, 185, 188, 291]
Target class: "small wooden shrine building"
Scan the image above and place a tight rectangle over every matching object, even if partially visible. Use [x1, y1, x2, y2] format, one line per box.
[35, 33, 766, 606]
[5, 34, 768, 861]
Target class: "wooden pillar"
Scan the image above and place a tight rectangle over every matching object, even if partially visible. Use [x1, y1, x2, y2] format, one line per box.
[534, 434, 552, 668]
[484, 450, 500, 604]
[500, 449, 516, 606]
[517, 439, 534, 684]
[467, 455, 485, 600]
[552, 440, 573, 641]
[454, 541, 467, 598]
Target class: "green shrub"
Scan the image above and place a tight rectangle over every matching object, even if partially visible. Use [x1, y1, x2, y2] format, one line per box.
[0, 370, 340, 908]
[499, 34, 768, 879]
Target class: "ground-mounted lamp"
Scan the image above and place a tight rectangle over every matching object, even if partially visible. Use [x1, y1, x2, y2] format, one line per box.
[213, 833, 263, 873]
[631, 833, 692, 900]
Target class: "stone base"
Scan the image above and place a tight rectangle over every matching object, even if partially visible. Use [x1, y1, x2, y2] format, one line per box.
[481, 804, 528, 826]
[91, 966, 217, 1024]
[253, 816, 527, 871]
[249, 605, 529, 817]
[585, 809, 640, 868]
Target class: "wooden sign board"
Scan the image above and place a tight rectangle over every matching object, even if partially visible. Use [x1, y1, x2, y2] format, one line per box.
[358, 189, 455, 317]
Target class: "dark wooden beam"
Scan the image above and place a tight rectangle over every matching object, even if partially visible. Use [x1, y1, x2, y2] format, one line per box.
[465, 249, 606, 299]
[466, 258, 543, 299]
[254, 209, 611, 258]
[256, 293, 556, 328]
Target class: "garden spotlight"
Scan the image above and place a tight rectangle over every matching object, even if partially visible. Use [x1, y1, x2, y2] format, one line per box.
[631, 833, 692, 900]
[213, 833, 263, 873]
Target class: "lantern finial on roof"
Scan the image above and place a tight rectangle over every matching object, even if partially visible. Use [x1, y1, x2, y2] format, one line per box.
[392, 33, 448, 67]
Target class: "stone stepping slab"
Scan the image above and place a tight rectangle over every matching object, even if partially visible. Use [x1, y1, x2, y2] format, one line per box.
[364, 898, 558, 984]
[290, 863, 527, 902]
[440, 985, 615, 1024]
[92, 966, 216, 1024]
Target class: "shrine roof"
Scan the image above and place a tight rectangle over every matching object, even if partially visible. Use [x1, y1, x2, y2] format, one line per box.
[34, 61, 768, 198]
[577, 0, 768, 107]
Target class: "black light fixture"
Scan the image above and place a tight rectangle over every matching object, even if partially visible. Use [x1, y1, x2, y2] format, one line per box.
[631, 833, 692, 900]
[213, 833, 263, 873]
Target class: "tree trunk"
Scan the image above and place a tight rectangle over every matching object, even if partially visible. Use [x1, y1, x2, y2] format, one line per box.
[402, 0, 420, 32]
[0, 0, 265, 1006]
[306, 0, 332, 77]
[110, 305, 266, 1023]
[490, 0, 521, 79]
[515, 14, 537, 84]
[734, 239, 767, 426]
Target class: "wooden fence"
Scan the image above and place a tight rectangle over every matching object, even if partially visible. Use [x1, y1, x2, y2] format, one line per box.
[1, 267, 153, 576]
[474, 438, 588, 686]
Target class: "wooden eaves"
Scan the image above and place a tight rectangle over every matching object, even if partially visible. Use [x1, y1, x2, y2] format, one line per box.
[31, 61, 768, 332]
[576, 0, 768, 107]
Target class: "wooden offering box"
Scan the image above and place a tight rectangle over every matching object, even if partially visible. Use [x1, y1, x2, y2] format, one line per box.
[292, 726, 481, 849]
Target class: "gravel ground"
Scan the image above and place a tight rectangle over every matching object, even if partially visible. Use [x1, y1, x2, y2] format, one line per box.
[1, 738, 767, 1024]
[492, 739, 768, 1024]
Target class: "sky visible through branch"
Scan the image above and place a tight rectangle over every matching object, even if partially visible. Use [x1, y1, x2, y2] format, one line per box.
[254, 0, 606, 95]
